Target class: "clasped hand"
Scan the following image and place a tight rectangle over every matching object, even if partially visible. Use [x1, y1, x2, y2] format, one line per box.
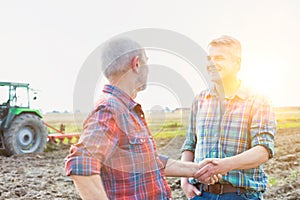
[193, 158, 230, 185]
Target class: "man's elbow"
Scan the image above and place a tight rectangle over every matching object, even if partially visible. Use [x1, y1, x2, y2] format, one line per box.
[259, 145, 271, 163]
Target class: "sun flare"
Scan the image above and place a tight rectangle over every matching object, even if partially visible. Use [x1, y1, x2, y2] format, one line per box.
[239, 58, 281, 104]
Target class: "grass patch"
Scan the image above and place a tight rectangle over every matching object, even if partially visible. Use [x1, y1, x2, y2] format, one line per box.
[288, 171, 300, 180]
[274, 107, 300, 129]
[268, 177, 278, 186]
[277, 121, 300, 129]
[153, 130, 186, 139]
[162, 122, 183, 128]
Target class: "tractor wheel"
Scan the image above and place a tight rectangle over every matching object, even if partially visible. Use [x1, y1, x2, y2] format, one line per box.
[3, 113, 47, 155]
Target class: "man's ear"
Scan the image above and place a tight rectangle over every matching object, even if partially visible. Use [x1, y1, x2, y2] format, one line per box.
[131, 56, 140, 73]
[236, 57, 241, 71]
[237, 57, 241, 65]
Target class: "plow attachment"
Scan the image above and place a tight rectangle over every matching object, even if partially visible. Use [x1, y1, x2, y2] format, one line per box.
[45, 122, 80, 145]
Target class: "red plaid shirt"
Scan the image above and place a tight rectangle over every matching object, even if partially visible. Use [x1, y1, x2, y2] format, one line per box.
[65, 85, 172, 200]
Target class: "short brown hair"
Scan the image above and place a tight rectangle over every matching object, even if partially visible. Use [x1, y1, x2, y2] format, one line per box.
[208, 35, 241, 58]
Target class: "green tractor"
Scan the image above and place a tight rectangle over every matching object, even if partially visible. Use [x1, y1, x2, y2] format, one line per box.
[0, 82, 47, 155]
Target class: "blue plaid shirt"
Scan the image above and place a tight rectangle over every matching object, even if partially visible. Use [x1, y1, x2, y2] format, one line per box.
[181, 83, 276, 193]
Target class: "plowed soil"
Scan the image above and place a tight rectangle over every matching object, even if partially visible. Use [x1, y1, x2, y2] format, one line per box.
[0, 127, 299, 200]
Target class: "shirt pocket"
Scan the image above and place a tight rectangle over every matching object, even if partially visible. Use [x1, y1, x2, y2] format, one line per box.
[106, 133, 158, 173]
[125, 134, 155, 163]
[128, 134, 148, 145]
[118, 133, 148, 151]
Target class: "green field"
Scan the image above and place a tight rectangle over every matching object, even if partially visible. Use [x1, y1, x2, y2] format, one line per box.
[274, 107, 300, 129]
[43, 107, 300, 139]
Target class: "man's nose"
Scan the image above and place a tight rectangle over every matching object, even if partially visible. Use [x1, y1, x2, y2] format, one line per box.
[208, 59, 216, 65]
[207, 62, 215, 70]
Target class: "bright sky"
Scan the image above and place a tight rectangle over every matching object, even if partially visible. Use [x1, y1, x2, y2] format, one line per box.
[1, 0, 299, 113]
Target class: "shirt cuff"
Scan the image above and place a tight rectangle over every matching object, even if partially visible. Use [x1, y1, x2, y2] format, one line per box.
[180, 140, 195, 153]
[158, 154, 169, 168]
[65, 156, 102, 176]
[252, 132, 275, 158]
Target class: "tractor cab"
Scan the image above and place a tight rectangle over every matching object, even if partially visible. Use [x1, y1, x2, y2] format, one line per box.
[0, 82, 29, 124]
[0, 82, 47, 155]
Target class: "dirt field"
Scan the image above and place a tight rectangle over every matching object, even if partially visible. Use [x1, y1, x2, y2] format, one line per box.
[0, 127, 299, 200]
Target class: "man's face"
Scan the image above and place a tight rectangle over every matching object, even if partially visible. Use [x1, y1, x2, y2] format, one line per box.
[206, 45, 240, 83]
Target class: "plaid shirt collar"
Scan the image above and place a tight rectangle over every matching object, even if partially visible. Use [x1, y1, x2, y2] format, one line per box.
[205, 82, 250, 100]
[103, 84, 138, 110]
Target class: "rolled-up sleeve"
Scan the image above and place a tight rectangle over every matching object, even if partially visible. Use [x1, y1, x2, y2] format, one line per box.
[250, 97, 277, 158]
[181, 97, 198, 153]
[65, 145, 102, 176]
[65, 105, 118, 176]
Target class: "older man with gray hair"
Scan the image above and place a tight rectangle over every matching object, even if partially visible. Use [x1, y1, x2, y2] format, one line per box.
[65, 37, 219, 200]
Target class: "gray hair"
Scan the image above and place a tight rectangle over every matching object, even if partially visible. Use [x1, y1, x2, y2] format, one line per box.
[100, 37, 145, 79]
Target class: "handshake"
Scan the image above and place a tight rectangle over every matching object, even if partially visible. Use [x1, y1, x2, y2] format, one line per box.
[170, 157, 233, 199]
[167, 157, 231, 184]
[191, 158, 229, 184]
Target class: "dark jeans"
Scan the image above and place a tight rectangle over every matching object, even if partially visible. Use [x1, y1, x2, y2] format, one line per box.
[190, 191, 261, 200]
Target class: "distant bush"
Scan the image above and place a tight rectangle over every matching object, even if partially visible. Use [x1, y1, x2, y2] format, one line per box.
[163, 122, 183, 128]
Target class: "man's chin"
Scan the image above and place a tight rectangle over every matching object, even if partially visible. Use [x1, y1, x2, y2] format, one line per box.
[210, 77, 222, 84]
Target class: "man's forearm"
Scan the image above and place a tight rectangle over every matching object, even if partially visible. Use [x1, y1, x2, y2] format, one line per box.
[194, 145, 270, 180]
[225, 145, 269, 170]
[71, 175, 108, 200]
[165, 150, 212, 177]
[180, 151, 195, 184]
[165, 159, 199, 177]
